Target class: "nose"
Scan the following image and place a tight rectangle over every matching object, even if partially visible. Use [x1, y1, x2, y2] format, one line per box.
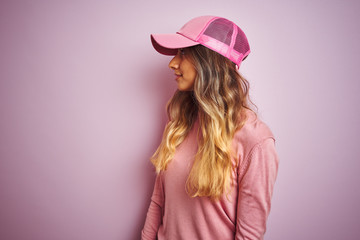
[168, 54, 180, 70]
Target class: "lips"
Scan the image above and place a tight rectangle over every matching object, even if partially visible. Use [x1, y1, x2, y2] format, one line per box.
[175, 73, 182, 81]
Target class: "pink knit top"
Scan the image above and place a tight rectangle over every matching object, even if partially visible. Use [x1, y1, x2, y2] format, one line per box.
[142, 109, 279, 240]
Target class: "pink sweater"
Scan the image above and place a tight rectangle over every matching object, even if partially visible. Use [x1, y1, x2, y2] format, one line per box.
[142, 109, 279, 240]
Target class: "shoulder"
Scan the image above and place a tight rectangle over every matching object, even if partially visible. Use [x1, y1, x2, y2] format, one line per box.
[232, 108, 276, 160]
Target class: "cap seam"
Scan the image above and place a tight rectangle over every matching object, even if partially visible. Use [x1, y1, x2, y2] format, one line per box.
[176, 32, 199, 45]
[228, 23, 238, 58]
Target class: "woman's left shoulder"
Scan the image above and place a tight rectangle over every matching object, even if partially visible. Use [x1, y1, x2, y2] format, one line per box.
[233, 108, 276, 150]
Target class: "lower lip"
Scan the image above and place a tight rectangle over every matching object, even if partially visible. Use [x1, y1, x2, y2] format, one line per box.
[175, 75, 181, 81]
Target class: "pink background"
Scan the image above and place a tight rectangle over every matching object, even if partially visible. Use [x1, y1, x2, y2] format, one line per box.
[1, 0, 359, 239]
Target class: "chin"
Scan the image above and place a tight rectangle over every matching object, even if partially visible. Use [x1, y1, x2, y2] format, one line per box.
[178, 88, 193, 92]
[177, 85, 193, 91]
[177, 86, 189, 91]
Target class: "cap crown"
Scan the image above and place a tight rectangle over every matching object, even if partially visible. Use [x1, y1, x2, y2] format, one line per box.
[178, 16, 250, 66]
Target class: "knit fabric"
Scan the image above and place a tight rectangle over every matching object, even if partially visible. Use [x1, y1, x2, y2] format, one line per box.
[142, 109, 279, 240]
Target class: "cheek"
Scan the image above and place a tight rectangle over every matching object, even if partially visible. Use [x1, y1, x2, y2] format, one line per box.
[180, 58, 197, 85]
[184, 63, 197, 82]
[189, 67, 197, 80]
[190, 70, 197, 87]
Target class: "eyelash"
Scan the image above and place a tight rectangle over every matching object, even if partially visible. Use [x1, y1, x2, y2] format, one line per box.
[179, 48, 185, 55]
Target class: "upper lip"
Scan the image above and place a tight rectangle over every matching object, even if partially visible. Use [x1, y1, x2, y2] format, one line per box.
[174, 73, 182, 76]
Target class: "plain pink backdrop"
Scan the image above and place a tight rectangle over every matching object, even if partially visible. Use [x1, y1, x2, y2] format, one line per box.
[1, 0, 359, 239]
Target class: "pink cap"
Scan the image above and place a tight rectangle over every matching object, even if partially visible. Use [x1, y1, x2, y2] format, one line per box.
[151, 16, 251, 67]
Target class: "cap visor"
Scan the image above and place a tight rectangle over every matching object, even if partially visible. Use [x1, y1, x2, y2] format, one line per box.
[151, 33, 199, 55]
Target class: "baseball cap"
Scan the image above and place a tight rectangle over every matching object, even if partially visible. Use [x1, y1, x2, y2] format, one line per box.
[151, 16, 251, 67]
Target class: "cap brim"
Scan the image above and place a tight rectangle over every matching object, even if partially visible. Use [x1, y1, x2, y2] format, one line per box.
[151, 33, 199, 56]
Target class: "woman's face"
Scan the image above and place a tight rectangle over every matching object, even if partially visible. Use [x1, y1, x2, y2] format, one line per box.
[168, 48, 197, 91]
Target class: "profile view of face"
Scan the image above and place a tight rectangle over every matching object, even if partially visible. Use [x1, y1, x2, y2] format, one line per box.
[168, 48, 197, 91]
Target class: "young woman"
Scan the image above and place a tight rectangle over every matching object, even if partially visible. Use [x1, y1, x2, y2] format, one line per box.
[142, 16, 279, 240]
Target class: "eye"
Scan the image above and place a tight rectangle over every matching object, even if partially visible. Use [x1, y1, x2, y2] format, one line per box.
[179, 48, 185, 56]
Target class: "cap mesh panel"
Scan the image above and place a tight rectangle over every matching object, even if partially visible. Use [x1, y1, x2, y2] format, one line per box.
[203, 19, 233, 45]
[233, 26, 250, 60]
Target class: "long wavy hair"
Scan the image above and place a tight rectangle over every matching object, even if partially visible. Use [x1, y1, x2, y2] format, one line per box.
[151, 45, 257, 200]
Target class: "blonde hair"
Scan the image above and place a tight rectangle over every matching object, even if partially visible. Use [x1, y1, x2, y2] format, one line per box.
[151, 45, 257, 200]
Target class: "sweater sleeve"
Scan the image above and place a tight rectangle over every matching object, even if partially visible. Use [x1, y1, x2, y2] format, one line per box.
[141, 173, 164, 240]
[235, 137, 279, 240]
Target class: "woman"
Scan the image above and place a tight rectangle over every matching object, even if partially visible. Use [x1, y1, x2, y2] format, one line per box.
[142, 16, 279, 240]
